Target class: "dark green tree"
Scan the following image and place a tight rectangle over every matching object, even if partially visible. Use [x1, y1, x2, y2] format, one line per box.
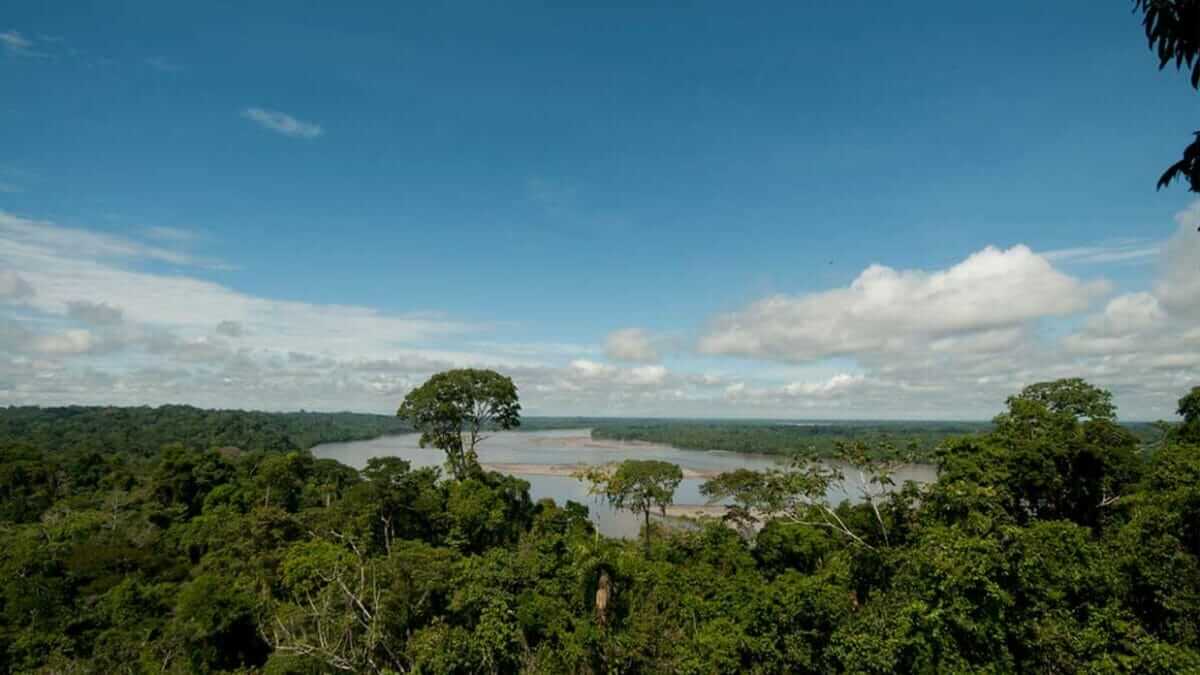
[397, 369, 521, 480]
[982, 379, 1142, 527]
[1177, 386, 1200, 443]
[1134, 0, 1200, 193]
[1006, 377, 1116, 422]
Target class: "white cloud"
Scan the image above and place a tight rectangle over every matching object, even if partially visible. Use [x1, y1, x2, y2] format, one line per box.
[1, 211, 609, 412]
[1154, 203, 1200, 319]
[783, 373, 866, 398]
[0, 271, 34, 302]
[0, 30, 37, 56]
[1, 205, 1198, 420]
[242, 107, 323, 139]
[1042, 239, 1161, 265]
[604, 327, 659, 362]
[628, 364, 667, 385]
[690, 213, 1200, 419]
[0, 211, 230, 270]
[0, 215, 477, 360]
[699, 244, 1105, 363]
[32, 329, 96, 355]
[0, 319, 100, 357]
[1045, 212, 1200, 416]
[568, 359, 614, 378]
[1062, 293, 1166, 355]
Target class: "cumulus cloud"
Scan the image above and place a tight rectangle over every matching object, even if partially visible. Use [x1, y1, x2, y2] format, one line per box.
[690, 217, 1200, 419]
[1, 205, 1198, 420]
[31, 330, 96, 355]
[604, 327, 660, 362]
[1154, 203, 1200, 319]
[629, 364, 668, 386]
[569, 359, 613, 378]
[700, 244, 1105, 363]
[783, 373, 866, 398]
[1046, 213, 1200, 415]
[242, 107, 323, 139]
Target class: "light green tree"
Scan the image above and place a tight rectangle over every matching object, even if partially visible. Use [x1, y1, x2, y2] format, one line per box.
[577, 459, 682, 551]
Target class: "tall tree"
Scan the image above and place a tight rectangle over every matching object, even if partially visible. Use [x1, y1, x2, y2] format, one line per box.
[1178, 386, 1200, 443]
[577, 459, 682, 551]
[397, 369, 521, 480]
[1134, 0, 1200, 194]
[1005, 377, 1117, 422]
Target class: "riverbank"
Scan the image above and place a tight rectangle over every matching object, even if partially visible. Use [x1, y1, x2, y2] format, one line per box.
[481, 461, 725, 480]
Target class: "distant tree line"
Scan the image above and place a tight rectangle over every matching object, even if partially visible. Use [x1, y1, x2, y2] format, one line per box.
[590, 417, 1170, 462]
[0, 405, 413, 455]
[590, 420, 988, 461]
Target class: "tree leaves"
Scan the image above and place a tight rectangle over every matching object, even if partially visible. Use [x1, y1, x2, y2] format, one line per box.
[1134, 1, 1200, 192]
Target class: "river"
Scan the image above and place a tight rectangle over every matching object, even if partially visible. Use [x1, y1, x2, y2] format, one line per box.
[313, 429, 938, 538]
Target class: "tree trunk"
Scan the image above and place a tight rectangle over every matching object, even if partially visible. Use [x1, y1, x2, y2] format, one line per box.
[643, 508, 651, 553]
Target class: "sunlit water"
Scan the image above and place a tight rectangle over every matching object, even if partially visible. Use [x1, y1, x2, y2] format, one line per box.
[313, 429, 937, 538]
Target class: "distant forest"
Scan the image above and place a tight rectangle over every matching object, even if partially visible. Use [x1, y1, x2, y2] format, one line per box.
[0, 405, 414, 455]
[590, 419, 1170, 461]
[0, 406, 1169, 465]
[0, 407, 637, 456]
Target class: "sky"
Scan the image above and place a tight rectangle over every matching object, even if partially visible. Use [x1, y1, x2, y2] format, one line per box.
[1, 1, 1198, 420]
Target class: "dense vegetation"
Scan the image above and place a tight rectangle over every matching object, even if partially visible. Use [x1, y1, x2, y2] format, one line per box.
[591, 420, 988, 460]
[0, 378, 1198, 673]
[0, 406, 622, 459]
[591, 418, 1170, 461]
[0, 405, 415, 455]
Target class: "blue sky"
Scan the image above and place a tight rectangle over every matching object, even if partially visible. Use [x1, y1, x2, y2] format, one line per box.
[1, 1, 1198, 419]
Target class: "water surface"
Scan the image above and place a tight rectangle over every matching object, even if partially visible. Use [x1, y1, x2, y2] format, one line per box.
[314, 429, 936, 538]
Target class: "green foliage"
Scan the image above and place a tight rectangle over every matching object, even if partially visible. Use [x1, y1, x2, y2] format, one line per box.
[398, 368, 521, 479]
[1134, 0, 1200, 192]
[578, 459, 683, 550]
[0, 404, 412, 455]
[1178, 386, 1200, 443]
[970, 379, 1146, 528]
[0, 374, 1198, 672]
[592, 419, 988, 461]
[446, 472, 534, 552]
[1009, 377, 1117, 421]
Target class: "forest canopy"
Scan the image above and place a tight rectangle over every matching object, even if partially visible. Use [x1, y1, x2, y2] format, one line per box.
[0, 377, 1197, 672]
